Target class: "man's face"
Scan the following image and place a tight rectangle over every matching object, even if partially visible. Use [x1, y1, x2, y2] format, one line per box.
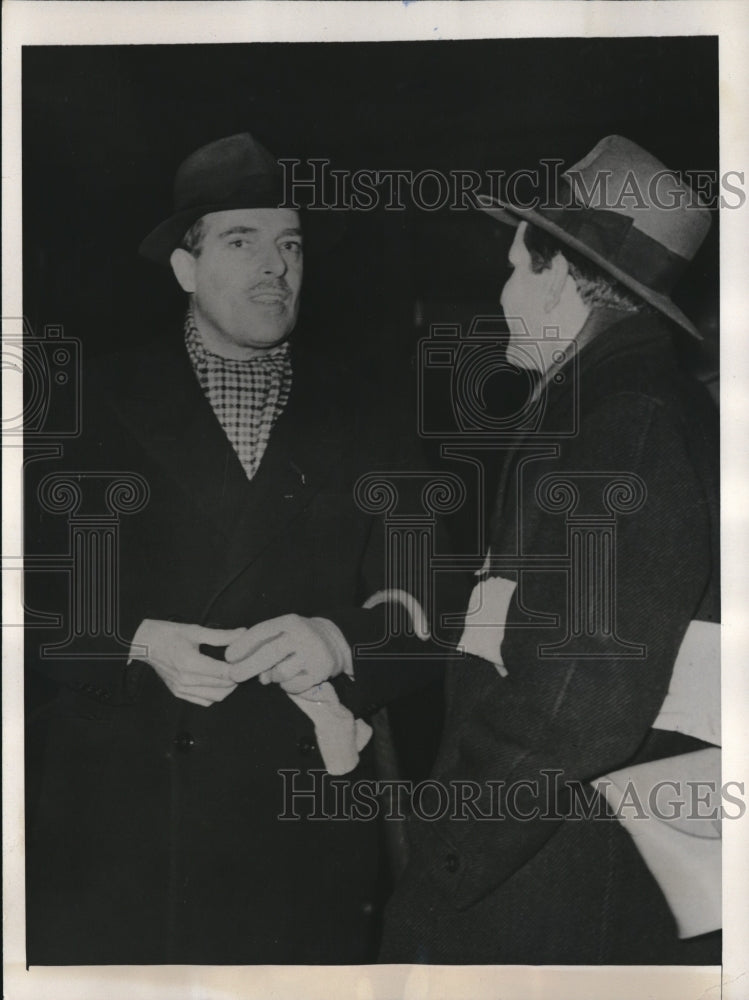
[500, 221, 553, 370]
[173, 208, 303, 357]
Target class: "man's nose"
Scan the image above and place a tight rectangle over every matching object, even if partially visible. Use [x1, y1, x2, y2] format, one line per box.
[257, 242, 287, 276]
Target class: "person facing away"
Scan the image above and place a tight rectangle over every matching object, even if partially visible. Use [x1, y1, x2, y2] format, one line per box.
[379, 135, 721, 965]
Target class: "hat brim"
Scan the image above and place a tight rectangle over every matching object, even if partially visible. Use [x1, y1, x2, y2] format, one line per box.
[139, 202, 346, 265]
[477, 200, 703, 341]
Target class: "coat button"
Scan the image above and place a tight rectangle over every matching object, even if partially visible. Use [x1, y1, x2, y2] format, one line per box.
[444, 852, 460, 874]
[174, 732, 195, 752]
[297, 738, 317, 756]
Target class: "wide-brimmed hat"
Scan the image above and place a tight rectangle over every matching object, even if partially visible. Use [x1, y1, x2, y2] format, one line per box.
[477, 135, 712, 339]
[139, 132, 344, 264]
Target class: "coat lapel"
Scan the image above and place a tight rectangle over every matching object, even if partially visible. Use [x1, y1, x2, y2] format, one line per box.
[103, 335, 252, 546]
[211, 341, 355, 589]
[104, 332, 354, 598]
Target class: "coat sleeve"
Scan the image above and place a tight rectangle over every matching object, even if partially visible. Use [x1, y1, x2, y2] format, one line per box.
[406, 390, 717, 910]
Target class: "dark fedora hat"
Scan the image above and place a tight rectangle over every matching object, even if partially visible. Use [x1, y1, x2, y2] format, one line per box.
[477, 135, 712, 339]
[139, 132, 344, 265]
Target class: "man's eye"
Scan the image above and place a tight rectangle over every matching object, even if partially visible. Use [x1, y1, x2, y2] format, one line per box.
[229, 238, 248, 248]
[280, 241, 303, 254]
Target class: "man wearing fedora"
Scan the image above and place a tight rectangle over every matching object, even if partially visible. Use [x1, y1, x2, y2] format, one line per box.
[379, 136, 721, 964]
[25, 133, 443, 964]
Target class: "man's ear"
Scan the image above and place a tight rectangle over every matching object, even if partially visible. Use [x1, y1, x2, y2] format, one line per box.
[170, 248, 197, 293]
[543, 252, 570, 313]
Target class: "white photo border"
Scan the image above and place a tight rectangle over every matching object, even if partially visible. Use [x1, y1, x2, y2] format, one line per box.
[3, 3, 748, 998]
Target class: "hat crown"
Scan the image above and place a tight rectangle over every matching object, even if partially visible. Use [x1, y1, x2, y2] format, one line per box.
[140, 131, 344, 265]
[562, 135, 711, 261]
[476, 134, 713, 338]
[173, 132, 281, 211]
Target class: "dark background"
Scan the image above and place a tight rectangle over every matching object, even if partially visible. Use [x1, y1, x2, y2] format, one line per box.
[23, 37, 720, 779]
[23, 37, 719, 371]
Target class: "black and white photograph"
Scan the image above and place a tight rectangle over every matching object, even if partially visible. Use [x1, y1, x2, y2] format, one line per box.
[3, 3, 748, 998]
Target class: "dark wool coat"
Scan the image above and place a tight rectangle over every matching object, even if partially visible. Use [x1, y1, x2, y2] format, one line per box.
[380, 311, 721, 965]
[25, 331, 441, 966]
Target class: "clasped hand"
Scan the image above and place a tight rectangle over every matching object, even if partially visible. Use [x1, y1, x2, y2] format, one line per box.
[131, 619, 247, 707]
[132, 614, 350, 706]
[225, 614, 350, 694]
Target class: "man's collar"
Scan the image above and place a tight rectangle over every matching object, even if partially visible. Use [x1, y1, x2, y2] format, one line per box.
[534, 307, 665, 399]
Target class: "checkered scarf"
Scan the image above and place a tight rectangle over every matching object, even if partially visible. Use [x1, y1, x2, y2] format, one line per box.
[184, 309, 292, 480]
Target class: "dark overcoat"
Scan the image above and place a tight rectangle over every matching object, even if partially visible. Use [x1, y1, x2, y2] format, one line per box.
[380, 312, 721, 965]
[25, 329, 440, 965]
